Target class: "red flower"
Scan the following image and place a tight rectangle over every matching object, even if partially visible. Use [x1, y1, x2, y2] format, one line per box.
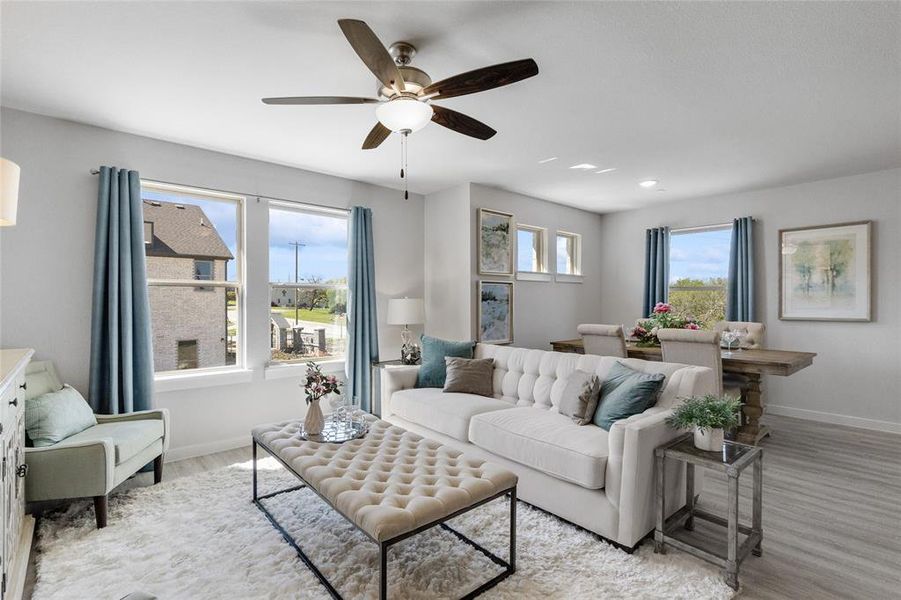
[653, 302, 672, 314]
[684, 323, 700, 330]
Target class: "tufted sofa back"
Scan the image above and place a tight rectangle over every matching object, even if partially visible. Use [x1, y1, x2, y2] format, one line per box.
[475, 344, 707, 411]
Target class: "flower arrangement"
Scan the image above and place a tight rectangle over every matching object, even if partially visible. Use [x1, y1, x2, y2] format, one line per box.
[630, 302, 702, 347]
[302, 362, 341, 405]
[666, 394, 742, 433]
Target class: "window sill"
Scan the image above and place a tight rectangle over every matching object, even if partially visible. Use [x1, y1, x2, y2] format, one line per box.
[265, 359, 346, 381]
[516, 271, 553, 282]
[555, 273, 583, 283]
[154, 368, 254, 393]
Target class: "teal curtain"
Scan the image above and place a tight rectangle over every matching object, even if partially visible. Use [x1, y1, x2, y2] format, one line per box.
[346, 206, 379, 411]
[88, 167, 154, 414]
[642, 227, 670, 317]
[727, 217, 755, 321]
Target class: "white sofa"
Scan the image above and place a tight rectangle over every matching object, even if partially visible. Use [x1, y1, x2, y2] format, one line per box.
[381, 344, 716, 549]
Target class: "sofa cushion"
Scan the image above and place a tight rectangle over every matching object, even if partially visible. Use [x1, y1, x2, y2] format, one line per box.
[390, 387, 512, 442]
[417, 335, 476, 388]
[443, 357, 494, 397]
[64, 420, 165, 464]
[25, 385, 97, 447]
[469, 407, 609, 489]
[593, 362, 666, 431]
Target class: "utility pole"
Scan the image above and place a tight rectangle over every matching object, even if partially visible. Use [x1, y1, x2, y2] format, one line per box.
[289, 242, 306, 324]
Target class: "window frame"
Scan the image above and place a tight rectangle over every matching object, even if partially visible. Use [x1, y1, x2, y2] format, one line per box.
[516, 224, 549, 278]
[267, 200, 349, 368]
[555, 230, 582, 281]
[142, 180, 246, 378]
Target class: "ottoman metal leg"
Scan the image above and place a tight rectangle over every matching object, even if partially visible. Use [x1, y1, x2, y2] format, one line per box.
[379, 543, 388, 600]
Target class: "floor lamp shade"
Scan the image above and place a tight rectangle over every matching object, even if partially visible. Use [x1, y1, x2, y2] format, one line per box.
[0, 158, 20, 226]
[387, 298, 425, 326]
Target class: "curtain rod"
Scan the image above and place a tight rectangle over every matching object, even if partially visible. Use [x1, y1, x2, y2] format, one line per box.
[88, 169, 351, 214]
[670, 217, 755, 234]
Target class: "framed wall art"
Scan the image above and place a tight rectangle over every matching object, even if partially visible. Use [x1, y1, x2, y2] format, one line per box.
[779, 221, 871, 321]
[478, 208, 515, 276]
[478, 281, 514, 344]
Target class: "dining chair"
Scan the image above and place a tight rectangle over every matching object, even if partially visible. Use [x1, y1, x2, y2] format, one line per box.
[714, 321, 766, 349]
[657, 328, 740, 399]
[577, 324, 628, 358]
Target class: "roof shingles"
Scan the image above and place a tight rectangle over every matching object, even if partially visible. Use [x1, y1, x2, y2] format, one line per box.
[143, 200, 233, 260]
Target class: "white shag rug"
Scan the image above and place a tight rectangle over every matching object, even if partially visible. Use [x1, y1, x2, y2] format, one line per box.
[32, 458, 734, 600]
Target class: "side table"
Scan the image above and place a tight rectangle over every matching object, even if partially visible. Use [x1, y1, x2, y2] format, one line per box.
[654, 433, 763, 591]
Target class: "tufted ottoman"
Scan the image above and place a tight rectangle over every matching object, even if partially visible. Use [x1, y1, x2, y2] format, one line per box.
[252, 418, 518, 600]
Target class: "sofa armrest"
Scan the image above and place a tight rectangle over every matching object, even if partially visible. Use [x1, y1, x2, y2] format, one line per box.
[25, 439, 116, 501]
[381, 366, 420, 418]
[606, 407, 687, 547]
[95, 408, 170, 453]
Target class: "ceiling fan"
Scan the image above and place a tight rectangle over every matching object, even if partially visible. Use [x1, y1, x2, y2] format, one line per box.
[262, 19, 539, 149]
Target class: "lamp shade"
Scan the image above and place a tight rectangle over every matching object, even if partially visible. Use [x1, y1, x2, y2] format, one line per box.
[376, 98, 433, 133]
[0, 158, 20, 227]
[387, 297, 425, 325]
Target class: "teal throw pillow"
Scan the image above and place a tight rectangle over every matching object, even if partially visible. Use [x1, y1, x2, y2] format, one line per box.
[25, 385, 97, 447]
[593, 362, 666, 431]
[416, 335, 476, 388]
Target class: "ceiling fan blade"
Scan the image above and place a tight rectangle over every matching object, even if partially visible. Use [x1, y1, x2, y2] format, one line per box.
[431, 105, 497, 140]
[262, 96, 380, 105]
[362, 122, 392, 150]
[338, 19, 405, 92]
[422, 58, 539, 100]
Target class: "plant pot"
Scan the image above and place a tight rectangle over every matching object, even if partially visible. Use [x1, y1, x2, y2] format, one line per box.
[304, 398, 325, 435]
[693, 427, 724, 452]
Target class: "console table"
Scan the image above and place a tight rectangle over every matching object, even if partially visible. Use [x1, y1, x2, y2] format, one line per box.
[550, 339, 816, 445]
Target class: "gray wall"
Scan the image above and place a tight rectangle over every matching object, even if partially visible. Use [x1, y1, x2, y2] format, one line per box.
[0, 107, 425, 458]
[597, 168, 900, 430]
[468, 184, 604, 350]
[423, 184, 471, 340]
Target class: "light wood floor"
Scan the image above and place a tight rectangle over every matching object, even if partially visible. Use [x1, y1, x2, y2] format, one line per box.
[23, 415, 901, 599]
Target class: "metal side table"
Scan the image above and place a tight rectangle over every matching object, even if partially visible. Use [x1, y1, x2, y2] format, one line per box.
[654, 434, 763, 591]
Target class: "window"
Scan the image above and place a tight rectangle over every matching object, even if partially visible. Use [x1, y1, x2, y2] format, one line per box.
[556, 231, 581, 276]
[176, 340, 199, 370]
[142, 181, 243, 374]
[143, 221, 153, 246]
[268, 202, 348, 364]
[517, 225, 547, 273]
[668, 225, 731, 325]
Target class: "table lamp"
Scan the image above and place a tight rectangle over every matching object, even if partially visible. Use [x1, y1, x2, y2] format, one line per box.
[387, 297, 424, 364]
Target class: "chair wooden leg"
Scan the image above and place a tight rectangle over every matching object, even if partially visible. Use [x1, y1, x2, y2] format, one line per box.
[94, 495, 108, 529]
[153, 455, 164, 484]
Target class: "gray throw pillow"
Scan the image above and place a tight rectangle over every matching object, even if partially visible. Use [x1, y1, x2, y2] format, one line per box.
[25, 384, 97, 447]
[558, 370, 601, 425]
[443, 357, 495, 397]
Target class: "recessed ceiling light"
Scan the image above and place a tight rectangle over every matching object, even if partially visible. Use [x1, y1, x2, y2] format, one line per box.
[639, 180, 658, 188]
[538, 157, 558, 164]
[570, 163, 598, 170]
[595, 168, 617, 174]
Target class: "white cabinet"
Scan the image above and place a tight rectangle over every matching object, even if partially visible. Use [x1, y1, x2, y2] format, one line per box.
[0, 349, 34, 600]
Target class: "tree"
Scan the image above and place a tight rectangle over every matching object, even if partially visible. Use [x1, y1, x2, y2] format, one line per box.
[824, 239, 852, 296]
[793, 241, 816, 295]
[668, 277, 726, 326]
[297, 276, 329, 310]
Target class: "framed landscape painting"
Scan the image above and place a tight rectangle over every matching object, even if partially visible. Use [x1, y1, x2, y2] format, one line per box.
[478, 281, 514, 344]
[779, 221, 871, 321]
[478, 208, 514, 276]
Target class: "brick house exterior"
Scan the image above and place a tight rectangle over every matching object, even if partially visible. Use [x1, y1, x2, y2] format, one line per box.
[143, 200, 234, 371]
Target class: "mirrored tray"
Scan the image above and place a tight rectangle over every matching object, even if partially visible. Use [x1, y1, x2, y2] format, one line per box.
[299, 417, 369, 444]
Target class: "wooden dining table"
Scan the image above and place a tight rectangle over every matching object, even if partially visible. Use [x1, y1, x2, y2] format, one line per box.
[549, 338, 816, 445]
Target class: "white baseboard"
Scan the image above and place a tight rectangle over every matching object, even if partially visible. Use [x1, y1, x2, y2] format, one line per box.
[767, 404, 901, 434]
[165, 435, 250, 463]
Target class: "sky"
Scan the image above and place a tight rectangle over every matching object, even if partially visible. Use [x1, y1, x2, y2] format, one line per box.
[669, 227, 732, 283]
[142, 190, 348, 282]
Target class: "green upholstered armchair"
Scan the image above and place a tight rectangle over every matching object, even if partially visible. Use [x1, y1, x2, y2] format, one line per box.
[23, 361, 169, 528]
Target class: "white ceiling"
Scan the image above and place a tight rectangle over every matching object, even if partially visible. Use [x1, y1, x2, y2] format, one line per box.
[2, 1, 899, 212]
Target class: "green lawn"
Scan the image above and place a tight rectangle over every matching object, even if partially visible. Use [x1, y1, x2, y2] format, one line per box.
[271, 306, 337, 324]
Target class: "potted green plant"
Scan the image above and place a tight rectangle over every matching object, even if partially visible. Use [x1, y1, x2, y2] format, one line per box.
[666, 394, 742, 451]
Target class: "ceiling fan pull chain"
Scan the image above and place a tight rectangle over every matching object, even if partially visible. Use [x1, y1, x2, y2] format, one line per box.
[403, 131, 410, 200]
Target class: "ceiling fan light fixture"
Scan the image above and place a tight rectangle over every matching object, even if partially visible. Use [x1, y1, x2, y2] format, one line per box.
[376, 98, 433, 133]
